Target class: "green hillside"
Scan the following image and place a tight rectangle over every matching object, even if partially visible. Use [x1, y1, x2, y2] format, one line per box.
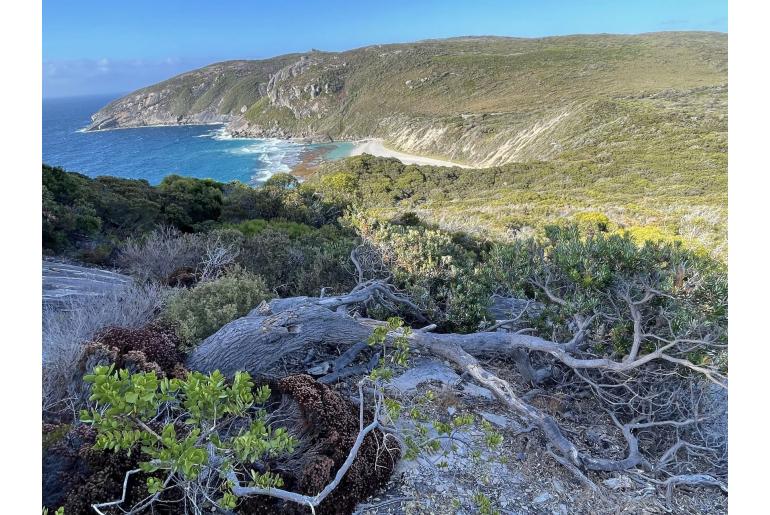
[89, 33, 727, 168]
[88, 33, 727, 256]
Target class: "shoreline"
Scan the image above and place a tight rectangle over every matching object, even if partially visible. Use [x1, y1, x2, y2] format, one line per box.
[81, 120, 473, 170]
[346, 139, 472, 168]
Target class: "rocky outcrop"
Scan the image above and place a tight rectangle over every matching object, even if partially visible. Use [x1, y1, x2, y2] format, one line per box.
[42, 259, 131, 310]
[87, 58, 296, 131]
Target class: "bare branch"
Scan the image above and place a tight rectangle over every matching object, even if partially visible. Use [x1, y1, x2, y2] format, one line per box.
[227, 419, 382, 507]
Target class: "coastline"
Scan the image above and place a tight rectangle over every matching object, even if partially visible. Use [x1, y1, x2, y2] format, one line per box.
[347, 139, 472, 168]
[79, 118, 474, 171]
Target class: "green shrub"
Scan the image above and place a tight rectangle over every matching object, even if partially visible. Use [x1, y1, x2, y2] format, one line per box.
[483, 224, 727, 353]
[229, 218, 314, 239]
[158, 175, 224, 231]
[163, 269, 271, 348]
[573, 211, 612, 234]
[80, 366, 294, 510]
[620, 225, 682, 246]
[353, 214, 490, 331]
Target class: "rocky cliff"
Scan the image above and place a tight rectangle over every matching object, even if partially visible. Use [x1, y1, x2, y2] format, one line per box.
[88, 33, 727, 167]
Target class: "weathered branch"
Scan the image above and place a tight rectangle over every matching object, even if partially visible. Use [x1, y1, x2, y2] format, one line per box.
[92, 468, 141, 514]
[663, 474, 727, 506]
[319, 351, 381, 384]
[227, 419, 381, 507]
[187, 282, 726, 479]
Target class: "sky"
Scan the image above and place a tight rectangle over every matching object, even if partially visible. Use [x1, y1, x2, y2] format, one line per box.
[43, 0, 727, 98]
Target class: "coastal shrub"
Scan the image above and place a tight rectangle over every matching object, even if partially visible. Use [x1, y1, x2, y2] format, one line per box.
[43, 166, 352, 270]
[157, 174, 224, 231]
[42, 282, 168, 416]
[91, 175, 162, 234]
[117, 226, 205, 283]
[43, 165, 164, 261]
[236, 224, 357, 297]
[221, 181, 283, 222]
[318, 171, 360, 203]
[354, 214, 490, 331]
[162, 268, 271, 348]
[482, 224, 727, 355]
[311, 152, 727, 260]
[43, 180, 102, 252]
[263, 171, 299, 191]
[220, 177, 345, 227]
[230, 218, 314, 238]
[620, 225, 683, 246]
[573, 211, 612, 234]
[79, 366, 296, 512]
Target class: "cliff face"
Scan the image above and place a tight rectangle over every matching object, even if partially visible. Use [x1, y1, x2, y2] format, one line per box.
[88, 33, 727, 167]
[87, 58, 298, 130]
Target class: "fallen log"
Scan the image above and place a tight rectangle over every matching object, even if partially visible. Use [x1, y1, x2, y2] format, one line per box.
[186, 281, 726, 475]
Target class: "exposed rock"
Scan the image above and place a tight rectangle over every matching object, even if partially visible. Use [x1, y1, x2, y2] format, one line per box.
[42, 259, 131, 310]
[603, 476, 635, 490]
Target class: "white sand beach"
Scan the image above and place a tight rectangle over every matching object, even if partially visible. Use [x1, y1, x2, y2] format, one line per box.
[348, 139, 472, 168]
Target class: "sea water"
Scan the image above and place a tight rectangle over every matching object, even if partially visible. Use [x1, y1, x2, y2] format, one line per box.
[42, 94, 354, 185]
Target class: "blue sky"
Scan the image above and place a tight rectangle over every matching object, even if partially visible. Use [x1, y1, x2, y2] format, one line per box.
[43, 0, 727, 98]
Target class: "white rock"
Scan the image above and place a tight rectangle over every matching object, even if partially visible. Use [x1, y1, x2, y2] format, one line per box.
[480, 412, 510, 428]
[602, 476, 634, 490]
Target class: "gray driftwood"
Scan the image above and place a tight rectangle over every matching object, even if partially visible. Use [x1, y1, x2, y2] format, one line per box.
[187, 280, 727, 480]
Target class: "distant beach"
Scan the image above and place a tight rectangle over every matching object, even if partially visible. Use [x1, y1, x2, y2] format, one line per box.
[347, 139, 471, 168]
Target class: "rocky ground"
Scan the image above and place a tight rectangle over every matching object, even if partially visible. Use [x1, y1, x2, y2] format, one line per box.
[349, 359, 728, 515]
[42, 259, 132, 310]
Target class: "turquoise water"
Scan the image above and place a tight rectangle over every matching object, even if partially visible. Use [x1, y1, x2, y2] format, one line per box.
[42, 94, 354, 185]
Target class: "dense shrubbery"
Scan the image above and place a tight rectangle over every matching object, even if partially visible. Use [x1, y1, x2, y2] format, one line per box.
[42, 163, 728, 513]
[43, 166, 346, 265]
[156, 174, 224, 231]
[233, 221, 357, 297]
[43, 163, 728, 341]
[349, 211, 727, 343]
[43, 165, 160, 260]
[352, 213, 490, 332]
[312, 154, 726, 259]
[162, 269, 272, 348]
[483, 225, 727, 356]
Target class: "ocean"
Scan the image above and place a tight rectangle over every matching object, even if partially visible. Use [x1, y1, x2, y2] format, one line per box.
[42, 94, 354, 185]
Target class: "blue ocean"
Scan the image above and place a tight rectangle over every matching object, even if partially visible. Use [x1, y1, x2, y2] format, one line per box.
[42, 94, 354, 185]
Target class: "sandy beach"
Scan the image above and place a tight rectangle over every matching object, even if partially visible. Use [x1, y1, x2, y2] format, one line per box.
[348, 139, 472, 168]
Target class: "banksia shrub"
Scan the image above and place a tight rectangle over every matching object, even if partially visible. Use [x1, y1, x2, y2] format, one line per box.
[92, 323, 183, 374]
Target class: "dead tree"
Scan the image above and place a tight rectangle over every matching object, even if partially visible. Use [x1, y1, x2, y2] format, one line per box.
[187, 277, 727, 499]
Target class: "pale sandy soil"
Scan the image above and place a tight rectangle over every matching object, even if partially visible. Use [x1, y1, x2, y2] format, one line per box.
[348, 139, 472, 168]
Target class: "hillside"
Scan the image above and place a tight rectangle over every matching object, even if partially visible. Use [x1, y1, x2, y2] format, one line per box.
[88, 32, 727, 168]
[310, 149, 727, 259]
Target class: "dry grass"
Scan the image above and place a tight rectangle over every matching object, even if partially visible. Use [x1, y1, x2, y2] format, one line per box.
[42, 282, 168, 415]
